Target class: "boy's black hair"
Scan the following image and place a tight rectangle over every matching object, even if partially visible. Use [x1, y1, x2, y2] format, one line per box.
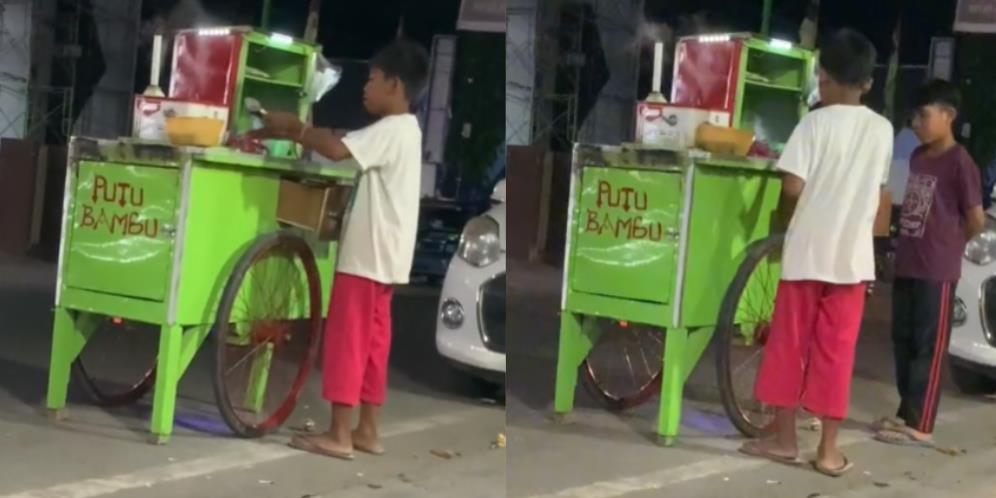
[370, 39, 429, 103]
[819, 28, 876, 87]
[911, 79, 961, 112]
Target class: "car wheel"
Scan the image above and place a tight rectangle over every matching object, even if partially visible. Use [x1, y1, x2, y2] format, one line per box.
[472, 376, 506, 401]
[950, 362, 996, 395]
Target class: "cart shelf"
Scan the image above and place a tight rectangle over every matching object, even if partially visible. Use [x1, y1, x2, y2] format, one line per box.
[744, 79, 803, 93]
[244, 74, 305, 89]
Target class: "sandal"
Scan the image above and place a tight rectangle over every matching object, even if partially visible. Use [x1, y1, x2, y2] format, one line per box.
[869, 416, 905, 432]
[288, 435, 355, 461]
[738, 439, 804, 466]
[812, 456, 854, 477]
[873, 428, 934, 448]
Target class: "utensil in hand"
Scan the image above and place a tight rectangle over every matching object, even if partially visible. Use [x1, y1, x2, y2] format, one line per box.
[245, 97, 267, 117]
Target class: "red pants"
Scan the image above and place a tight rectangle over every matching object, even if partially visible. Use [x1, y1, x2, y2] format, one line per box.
[322, 273, 394, 407]
[755, 280, 867, 419]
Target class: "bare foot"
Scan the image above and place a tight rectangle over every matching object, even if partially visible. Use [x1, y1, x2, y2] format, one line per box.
[352, 427, 384, 455]
[739, 436, 800, 463]
[289, 432, 354, 460]
[898, 426, 932, 442]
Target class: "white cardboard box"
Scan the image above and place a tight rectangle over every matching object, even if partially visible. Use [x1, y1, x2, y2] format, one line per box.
[635, 103, 731, 149]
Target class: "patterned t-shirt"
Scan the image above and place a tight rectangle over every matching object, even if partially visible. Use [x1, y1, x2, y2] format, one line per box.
[895, 144, 982, 282]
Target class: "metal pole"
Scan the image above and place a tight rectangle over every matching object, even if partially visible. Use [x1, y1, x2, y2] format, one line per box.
[762, 0, 773, 36]
[304, 0, 321, 42]
[261, 0, 272, 30]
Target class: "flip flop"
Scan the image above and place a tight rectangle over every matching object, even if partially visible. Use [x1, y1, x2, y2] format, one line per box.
[869, 416, 905, 432]
[288, 435, 355, 461]
[812, 456, 854, 477]
[873, 428, 935, 448]
[353, 441, 385, 456]
[737, 439, 804, 466]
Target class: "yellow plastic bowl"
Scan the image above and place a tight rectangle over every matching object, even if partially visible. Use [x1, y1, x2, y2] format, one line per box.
[165, 117, 226, 147]
[695, 123, 755, 156]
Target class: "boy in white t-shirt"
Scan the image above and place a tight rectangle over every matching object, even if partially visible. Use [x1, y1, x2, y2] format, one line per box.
[251, 40, 428, 460]
[738, 29, 894, 477]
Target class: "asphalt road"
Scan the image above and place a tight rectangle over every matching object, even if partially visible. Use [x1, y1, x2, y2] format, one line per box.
[507, 259, 996, 498]
[0, 256, 505, 498]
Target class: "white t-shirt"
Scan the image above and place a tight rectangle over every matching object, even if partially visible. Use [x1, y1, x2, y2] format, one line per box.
[339, 114, 422, 285]
[777, 105, 894, 284]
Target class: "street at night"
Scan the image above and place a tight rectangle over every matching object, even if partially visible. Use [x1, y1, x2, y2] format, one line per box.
[0, 256, 505, 498]
[507, 260, 996, 498]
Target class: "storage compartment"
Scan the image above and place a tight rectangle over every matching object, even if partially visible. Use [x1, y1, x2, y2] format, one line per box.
[245, 41, 308, 87]
[569, 167, 682, 304]
[739, 85, 802, 150]
[169, 28, 318, 159]
[235, 81, 301, 158]
[64, 161, 180, 301]
[745, 48, 807, 91]
[276, 179, 352, 241]
[670, 35, 814, 153]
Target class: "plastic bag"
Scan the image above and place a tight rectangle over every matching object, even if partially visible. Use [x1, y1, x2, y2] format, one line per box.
[309, 55, 343, 103]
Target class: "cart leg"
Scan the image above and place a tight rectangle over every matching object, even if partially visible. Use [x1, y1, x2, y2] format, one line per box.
[245, 343, 274, 413]
[554, 312, 599, 420]
[150, 324, 183, 445]
[46, 308, 93, 420]
[657, 327, 688, 445]
[681, 327, 714, 384]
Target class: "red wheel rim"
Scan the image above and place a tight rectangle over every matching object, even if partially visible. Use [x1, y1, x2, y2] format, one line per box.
[216, 236, 321, 436]
[728, 250, 779, 430]
[581, 319, 663, 411]
[73, 318, 158, 407]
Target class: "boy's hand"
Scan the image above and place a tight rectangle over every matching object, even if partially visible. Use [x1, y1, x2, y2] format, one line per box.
[965, 205, 986, 241]
[248, 111, 305, 140]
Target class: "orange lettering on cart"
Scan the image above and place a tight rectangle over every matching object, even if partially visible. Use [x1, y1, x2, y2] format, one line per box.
[79, 174, 159, 238]
[587, 181, 662, 241]
[596, 181, 647, 212]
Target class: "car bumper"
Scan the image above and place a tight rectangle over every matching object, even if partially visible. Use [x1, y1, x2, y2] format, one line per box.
[951, 260, 996, 367]
[435, 254, 506, 376]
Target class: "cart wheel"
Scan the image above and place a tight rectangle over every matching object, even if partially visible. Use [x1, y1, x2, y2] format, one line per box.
[72, 319, 157, 407]
[580, 318, 664, 411]
[213, 231, 322, 438]
[716, 234, 783, 438]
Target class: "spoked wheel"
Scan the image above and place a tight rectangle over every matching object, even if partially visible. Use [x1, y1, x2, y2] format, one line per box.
[72, 318, 157, 407]
[580, 318, 664, 411]
[213, 231, 322, 438]
[716, 234, 783, 438]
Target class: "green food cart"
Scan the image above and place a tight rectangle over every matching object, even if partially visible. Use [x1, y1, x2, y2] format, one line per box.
[554, 34, 816, 445]
[46, 139, 356, 444]
[45, 27, 352, 444]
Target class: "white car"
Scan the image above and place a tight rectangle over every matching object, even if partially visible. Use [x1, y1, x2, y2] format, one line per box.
[435, 180, 506, 385]
[950, 205, 996, 394]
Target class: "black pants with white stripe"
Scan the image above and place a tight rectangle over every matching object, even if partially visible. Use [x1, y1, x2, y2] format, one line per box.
[891, 277, 955, 434]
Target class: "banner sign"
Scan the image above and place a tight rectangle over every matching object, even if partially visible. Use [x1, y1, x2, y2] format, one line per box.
[955, 0, 996, 33]
[458, 0, 506, 33]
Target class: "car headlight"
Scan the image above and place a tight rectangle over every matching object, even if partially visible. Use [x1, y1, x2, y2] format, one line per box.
[458, 215, 500, 267]
[965, 230, 996, 266]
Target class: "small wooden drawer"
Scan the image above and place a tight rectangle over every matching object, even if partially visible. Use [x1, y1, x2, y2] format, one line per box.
[277, 179, 352, 241]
